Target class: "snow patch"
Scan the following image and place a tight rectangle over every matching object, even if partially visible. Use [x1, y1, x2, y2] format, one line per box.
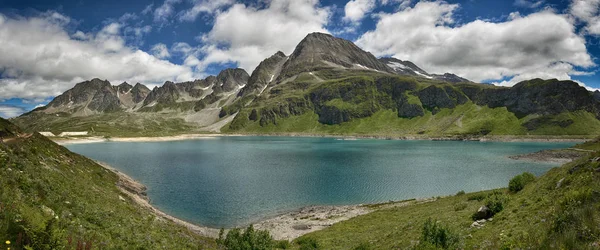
[269, 74, 274, 83]
[387, 61, 410, 71]
[415, 71, 433, 79]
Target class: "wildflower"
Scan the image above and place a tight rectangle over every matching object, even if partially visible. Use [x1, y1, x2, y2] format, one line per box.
[5, 240, 9, 244]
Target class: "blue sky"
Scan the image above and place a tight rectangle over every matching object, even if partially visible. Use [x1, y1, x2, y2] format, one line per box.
[0, 0, 599, 118]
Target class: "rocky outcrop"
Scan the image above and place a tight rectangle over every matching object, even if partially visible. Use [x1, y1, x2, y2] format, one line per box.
[416, 86, 457, 112]
[459, 79, 600, 118]
[258, 97, 312, 126]
[397, 103, 425, 118]
[239, 51, 287, 97]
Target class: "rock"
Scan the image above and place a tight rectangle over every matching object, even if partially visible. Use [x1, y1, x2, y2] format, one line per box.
[470, 220, 485, 228]
[416, 85, 457, 110]
[292, 224, 312, 230]
[41, 205, 55, 217]
[119, 195, 126, 202]
[473, 205, 492, 220]
[398, 103, 425, 118]
[556, 178, 565, 189]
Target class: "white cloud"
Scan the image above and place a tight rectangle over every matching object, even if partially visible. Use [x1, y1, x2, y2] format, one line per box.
[154, 0, 182, 23]
[142, 4, 154, 15]
[0, 105, 25, 118]
[151, 43, 171, 59]
[570, 0, 600, 35]
[179, 0, 235, 22]
[514, 0, 544, 8]
[0, 11, 196, 101]
[356, 1, 594, 86]
[194, 0, 330, 72]
[343, 0, 376, 22]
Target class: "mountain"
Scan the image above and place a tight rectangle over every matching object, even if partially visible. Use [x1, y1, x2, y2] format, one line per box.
[12, 32, 600, 137]
[277, 32, 394, 80]
[380, 57, 470, 83]
[0, 118, 217, 248]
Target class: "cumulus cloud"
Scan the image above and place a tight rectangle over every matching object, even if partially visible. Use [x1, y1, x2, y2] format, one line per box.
[150, 43, 171, 59]
[0, 105, 25, 118]
[343, 0, 376, 22]
[0, 11, 196, 101]
[194, 0, 330, 72]
[356, 1, 594, 86]
[570, 0, 600, 35]
[179, 0, 235, 22]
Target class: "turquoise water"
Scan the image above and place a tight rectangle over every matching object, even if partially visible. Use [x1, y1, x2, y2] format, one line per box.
[66, 136, 574, 228]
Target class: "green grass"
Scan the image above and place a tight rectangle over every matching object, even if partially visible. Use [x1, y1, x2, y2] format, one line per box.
[0, 118, 217, 249]
[226, 102, 600, 138]
[11, 112, 203, 137]
[290, 143, 600, 249]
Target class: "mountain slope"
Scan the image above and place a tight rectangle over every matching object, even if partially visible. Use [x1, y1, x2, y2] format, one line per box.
[380, 57, 470, 83]
[0, 118, 217, 248]
[223, 75, 600, 137]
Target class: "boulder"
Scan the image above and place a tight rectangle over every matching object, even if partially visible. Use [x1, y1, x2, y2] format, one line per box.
[473, 205, 492, 220]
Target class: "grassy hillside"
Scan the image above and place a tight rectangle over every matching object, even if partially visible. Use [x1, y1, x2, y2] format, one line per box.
[0, 118, 217, 249]
[11, 112, 202, 137]
[289, 142, 600, 249]
[223, 72, 600, 138]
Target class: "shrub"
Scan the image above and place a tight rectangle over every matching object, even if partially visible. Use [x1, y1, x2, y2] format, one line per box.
[453, 202, 468, 211]
[508, 172, 536, 193]
[296, 237, 319, 250]
[485, 191, 509, 216]
[455, 190, 465, 196]
[467, 193, 487, 201]
[274, 240, 291, 249]
[217, 225, 274, 250]
[352, 242, 372, 250]
[419, 218, 459, 249]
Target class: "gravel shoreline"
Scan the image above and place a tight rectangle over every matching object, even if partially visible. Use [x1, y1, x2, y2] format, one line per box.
[52, 133, 590, 145]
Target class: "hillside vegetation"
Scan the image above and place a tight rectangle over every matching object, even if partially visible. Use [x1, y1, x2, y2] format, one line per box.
[288, 140, 600, 249]
[0, 118, 217, 249]
[223, 72, 600, 138]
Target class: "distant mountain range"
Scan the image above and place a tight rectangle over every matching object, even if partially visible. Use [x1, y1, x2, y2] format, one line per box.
[12, 33, 600, 137]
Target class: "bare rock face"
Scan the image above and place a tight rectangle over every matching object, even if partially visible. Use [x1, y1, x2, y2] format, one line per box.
[214, 68, 250, 93]
[278, 32, 394, 80]
[239, 51, 288, 97]
[46, 78, 123, 113]
[131, 83, 151, 104]
[143, 81, 180, 106]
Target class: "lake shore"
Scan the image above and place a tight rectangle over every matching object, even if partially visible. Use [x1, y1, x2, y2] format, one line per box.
[52, 133, 590, 145]
[87, 136, 586, 241]
[97, 160, 430, 240]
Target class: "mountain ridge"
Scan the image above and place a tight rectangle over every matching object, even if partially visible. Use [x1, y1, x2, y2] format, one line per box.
[12, 32, 599, 137]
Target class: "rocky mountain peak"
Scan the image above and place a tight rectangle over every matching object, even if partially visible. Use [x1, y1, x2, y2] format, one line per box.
[116, 82, 133, 93]
[274, 51, 286, 58]
[239, 51, 289, 97]
[278, 32, 394, 79]
[216, 68, 250, 92]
